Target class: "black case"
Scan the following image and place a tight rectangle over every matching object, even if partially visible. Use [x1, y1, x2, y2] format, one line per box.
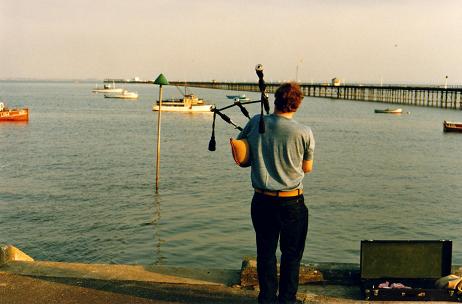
[360, 240, 460, 301]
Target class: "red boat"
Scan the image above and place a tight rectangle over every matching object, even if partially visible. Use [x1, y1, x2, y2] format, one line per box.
[443, 120, 462, 133]
[0, 103, 29, 122]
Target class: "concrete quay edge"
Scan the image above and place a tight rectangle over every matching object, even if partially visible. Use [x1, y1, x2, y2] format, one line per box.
[2, 260, 460, 304]
[0, 260, 358, 304]
[1, 244, 462, 303]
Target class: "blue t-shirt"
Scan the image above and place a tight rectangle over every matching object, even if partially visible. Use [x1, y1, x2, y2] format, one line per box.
[237, 114, 315, 191]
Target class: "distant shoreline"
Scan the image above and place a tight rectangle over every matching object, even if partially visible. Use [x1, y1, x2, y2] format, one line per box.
[0, 79, 100, 83]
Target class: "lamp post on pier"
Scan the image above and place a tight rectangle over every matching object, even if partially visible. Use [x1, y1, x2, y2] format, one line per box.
[295, 59, 303, 83]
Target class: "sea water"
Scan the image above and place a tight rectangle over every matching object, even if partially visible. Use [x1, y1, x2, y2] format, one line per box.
[1, 81, 461, 269]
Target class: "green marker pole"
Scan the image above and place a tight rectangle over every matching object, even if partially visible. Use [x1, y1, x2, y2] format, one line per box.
[153, 74, 169, 194]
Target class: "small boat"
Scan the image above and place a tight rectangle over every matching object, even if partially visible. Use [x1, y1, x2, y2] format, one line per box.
[227, 94, 250, 101]
[374, 108, 403, 114]
[92, 82, 124, 94]
[0, 102, 29, 122]
[152, 94, 212, 113]
[443, 121, 462, 133]
[104, 90, 138, 99]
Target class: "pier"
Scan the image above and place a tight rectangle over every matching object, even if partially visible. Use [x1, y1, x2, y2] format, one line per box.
[170, 81, 462, 110]
[107, 79, 462, 110]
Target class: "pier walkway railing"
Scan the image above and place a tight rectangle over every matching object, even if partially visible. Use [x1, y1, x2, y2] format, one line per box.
[106, 79, 462, 110]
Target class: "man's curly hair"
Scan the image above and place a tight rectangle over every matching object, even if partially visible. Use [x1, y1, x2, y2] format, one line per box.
[274, 82, 304, 113]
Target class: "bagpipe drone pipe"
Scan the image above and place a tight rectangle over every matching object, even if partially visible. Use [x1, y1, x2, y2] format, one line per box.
[208, 64, 270, 151]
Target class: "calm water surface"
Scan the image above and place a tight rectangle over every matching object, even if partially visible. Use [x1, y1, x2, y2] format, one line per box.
[1, 81, 461, 268]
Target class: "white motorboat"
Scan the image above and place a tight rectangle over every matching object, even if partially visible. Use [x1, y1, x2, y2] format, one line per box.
[104, 90, 139, 99]
[92, 82, 124, 94]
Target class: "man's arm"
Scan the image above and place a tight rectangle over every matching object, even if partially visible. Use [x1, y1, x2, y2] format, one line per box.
[302, 159, 313, 173]
[303, 128, 315, 173]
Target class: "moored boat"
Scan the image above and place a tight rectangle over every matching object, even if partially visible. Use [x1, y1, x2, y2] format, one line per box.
[104, 90, 138, 99]
[443, 121, 462, 133]
[0, 102, 29, 122]
[152, 94, 212, 113]
[374, 108, 403, 114]
[226, 94, 250, 101]
[92, 82, 124, 94]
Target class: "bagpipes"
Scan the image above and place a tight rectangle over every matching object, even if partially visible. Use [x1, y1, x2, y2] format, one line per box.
[208, 64, 270, 151]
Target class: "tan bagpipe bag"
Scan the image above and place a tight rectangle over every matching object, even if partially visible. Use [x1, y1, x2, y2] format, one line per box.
[230, 138, 250, 167]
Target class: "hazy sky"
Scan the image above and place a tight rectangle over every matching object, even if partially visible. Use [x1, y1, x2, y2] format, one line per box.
[1, 0, 461, 84]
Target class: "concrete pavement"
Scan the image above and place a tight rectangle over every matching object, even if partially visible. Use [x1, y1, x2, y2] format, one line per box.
[1, 245, 461, 303]
[0, 260, 258, 304]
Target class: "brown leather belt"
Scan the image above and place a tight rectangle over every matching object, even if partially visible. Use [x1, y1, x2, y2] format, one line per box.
[254, 188, 303, 197]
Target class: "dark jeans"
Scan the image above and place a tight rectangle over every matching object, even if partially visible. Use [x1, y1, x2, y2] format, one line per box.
[251, 192, 309, 304]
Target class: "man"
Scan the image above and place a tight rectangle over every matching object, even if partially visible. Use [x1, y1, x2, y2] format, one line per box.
[237, 82, 315, 304]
